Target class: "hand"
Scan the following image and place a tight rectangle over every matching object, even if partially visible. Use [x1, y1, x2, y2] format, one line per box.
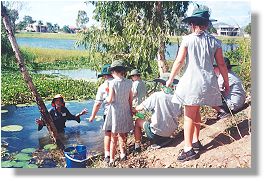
[223, 82, 230, 97]
[35, 118, 44, 126]
[88, 117, 94, 123]
[131, 107, 137, 115]
[80, 108, 88, 116]
[166, 79, 173, 88]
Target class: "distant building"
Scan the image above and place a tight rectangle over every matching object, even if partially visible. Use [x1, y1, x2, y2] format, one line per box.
[214, 23, 241, 36]
[26, 23, 47, 32]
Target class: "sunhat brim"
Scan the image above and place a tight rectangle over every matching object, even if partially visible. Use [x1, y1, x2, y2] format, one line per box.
[182, 16, 217, 23]
[153, 78, 179, 86]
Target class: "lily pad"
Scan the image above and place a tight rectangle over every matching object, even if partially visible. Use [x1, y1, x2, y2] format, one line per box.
[14, 153, 32, 161]
[1, 110, 8, 114]
[11, 161, 28, 168]
[95, 116, 103, 122]
[44, 144, 57, 151]
[1, 160, 13, 168]
[21, 148, 36, 154]
[23, 164, 38, 168]
[1, 125, 23, 132]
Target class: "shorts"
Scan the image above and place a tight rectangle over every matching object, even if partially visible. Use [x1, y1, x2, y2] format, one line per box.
[104, 115, 111, 132]
[143, 121, 168, 142]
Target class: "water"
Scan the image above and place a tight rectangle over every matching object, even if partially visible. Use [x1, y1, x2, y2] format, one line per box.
[1, 100, 104, 154]
[16, 37, 85, 50]
[36, 69, 98, 80]
[17, 37, 237, 61]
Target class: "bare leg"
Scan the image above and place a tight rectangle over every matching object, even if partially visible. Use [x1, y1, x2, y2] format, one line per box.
[110, 133, 118, 162]
[192, 110, 201, 143]
[212, 106, 221, 112]
[134, 119, 145, 143]
[184, 105, 200, 148]
[104, 131, 111, 155]
[118, 133, 127, 156]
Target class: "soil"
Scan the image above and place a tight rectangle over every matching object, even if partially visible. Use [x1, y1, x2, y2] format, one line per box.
[109, 105, 252, 168]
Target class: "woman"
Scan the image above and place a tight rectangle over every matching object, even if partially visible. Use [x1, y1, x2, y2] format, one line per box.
[166, 5, 229, 162]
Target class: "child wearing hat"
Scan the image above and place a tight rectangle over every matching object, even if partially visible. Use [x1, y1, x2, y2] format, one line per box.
[36, 94, 88, 133]
[128, 69, 147, 107]
[166, 4, 229, 162]
[213, 57, 246, 119]
[103, 60, 134, 166]
[132, 73, 182, 152]
[88, 64, 113, 163]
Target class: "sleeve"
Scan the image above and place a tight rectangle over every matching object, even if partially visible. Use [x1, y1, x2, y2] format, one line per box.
[132, 81, 139, 95]
[95, 84, 105, 103]
[215, 38, 222, 49]
[142, 93, 157, 111]
[64, 107, 80, 121]
[180, 36, 188, 48]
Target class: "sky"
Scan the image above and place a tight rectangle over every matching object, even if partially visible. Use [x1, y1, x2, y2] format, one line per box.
[16, 0, 251, 28]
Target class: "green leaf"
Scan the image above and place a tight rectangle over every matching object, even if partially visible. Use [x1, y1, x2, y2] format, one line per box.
[11, 161, 29, 168]
[1, 125, 23, 132]
[21, 148, 36, 154]
[1, 110, 8, 114]
[23, 164, 38, 168]
[1, 161, 13, 168]
[44, 144, 57, 151]
[14, 153, 32, 161]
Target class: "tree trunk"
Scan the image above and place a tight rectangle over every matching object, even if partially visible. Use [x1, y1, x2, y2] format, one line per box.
[1, 3, 64, 149]
[156, 1, 168, 76]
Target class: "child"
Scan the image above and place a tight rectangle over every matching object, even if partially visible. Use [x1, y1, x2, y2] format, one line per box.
[213, 57, 246, 119]
[132, 74, 182, 152]
[128, 69, 147, 106]
[103, 60, 134, 166]
[36, 94, 87, 133]
[88, 64, 113, 163]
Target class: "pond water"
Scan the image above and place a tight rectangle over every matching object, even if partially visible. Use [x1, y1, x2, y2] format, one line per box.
[36, 68, 98, 80]
[1, 100, 104, 154]
[17, 37, 237, 60]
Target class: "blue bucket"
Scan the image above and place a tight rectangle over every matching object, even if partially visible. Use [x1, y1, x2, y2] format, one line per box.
[64, 145, 88, 168]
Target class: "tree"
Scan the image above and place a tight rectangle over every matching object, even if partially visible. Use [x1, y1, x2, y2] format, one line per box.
[77, 1, 189, 76]
[23, 15, 35, 25]
[1, 2, 64, 148]
[53, 23, 60, 32]
[62, 25, 71, 33]
[244, 23, 251, 35]
[46, 22, 54, 32]
[76, 10, 89, 29]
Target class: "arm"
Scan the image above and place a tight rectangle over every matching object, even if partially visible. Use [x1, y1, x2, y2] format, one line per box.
[106, 86, 114, 103]
[88, 102, 102, 122]
[166, 46, 187, 87]
[215, 48, 230, 95]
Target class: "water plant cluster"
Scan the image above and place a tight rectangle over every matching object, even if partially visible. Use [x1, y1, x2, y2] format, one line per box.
[1, 72, 99, 105]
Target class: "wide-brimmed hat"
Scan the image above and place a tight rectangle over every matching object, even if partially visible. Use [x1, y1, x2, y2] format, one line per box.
[98, 64, 111, 78]
[213, 57, 238, 69]
[153, 72, 179, 86]
[109, 60, 126, 71]
[128, 69, 141, 78]
[182, 5, 217, 24]
[51, 94, 65, 107]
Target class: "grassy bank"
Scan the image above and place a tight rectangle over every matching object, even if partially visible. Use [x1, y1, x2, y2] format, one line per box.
[1, 71, 99, 105]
